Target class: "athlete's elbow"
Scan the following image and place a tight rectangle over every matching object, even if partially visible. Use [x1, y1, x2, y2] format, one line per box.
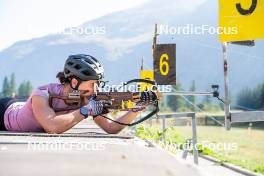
[104, 127, 122, 134]
[106, 130, 119, 134]
[44, 125, 64, 134]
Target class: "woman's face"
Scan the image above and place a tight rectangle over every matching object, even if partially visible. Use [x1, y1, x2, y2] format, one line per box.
[71, 78, 98, 96]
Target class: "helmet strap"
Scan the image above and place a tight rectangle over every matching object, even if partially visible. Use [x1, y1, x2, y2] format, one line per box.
[69, 77, 82, 91]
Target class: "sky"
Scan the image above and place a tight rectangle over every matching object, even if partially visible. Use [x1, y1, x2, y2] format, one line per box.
[0, 0, 149, 51]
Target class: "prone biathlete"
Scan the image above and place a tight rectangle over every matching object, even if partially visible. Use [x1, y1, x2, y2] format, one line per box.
[0, 54, 157, 134]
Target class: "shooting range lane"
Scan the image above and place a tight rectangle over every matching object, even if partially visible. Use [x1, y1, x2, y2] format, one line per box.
[0, 119, 203, 176]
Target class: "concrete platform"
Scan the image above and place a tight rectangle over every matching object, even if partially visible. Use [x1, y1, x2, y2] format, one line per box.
[0, 119, 254, 176]
[0, 119, 203, 176]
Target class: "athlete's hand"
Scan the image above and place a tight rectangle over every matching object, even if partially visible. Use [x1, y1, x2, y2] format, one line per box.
[84, 97, 109, 116]
[139, 90, 158, 104]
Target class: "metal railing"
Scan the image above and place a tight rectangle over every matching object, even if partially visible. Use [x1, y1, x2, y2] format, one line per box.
[154, 112, 199, 164]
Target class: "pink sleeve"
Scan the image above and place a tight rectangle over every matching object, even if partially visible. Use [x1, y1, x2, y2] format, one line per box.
[30, 85, 50, 99]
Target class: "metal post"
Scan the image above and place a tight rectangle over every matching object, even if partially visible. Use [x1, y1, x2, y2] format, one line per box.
[191, 113, 198, 164]
[163, 91, 213, 96]
[182, 139, 191, 159]
[162, 118, 166, 142]
[148, 24, 158, 127]
[222, 42, 231, 130]
[152, 23, 158, 52]
[156, 112, 199, 165]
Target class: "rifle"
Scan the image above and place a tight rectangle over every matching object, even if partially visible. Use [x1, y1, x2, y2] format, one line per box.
[48, 79, 159, 126]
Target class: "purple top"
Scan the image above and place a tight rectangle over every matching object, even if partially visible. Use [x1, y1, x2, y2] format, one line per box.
[4, 83, 68, 132]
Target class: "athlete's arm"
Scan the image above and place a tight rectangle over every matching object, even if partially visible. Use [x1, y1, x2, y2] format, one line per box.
[32, 95, 84, 134]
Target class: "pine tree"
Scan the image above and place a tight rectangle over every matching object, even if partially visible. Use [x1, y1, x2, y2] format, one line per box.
[203, 93, 212, 104]
[18, 82, 26, 97]
[25, 81, 33, 97]
[18, 81, 33, 97]
[201, 90, 216, 111]
[167, 82, 185, 111]
[187, 80, 196, 111]
[2, 76, 10, 97]
[236, 84, 264, 110]
[9, 73, 16, 97]
[260, 83, 264, 108]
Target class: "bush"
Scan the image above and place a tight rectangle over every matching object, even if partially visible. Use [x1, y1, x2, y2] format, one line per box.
[254, 165, 264, 174]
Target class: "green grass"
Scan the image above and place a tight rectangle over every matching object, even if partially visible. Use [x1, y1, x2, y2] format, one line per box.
[135, 125, 264, 174]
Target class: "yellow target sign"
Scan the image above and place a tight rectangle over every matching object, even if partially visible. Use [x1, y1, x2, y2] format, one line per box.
[219, 0, 264, 42]
[139, 70, 154, 91]
[153, 44, 176, 85]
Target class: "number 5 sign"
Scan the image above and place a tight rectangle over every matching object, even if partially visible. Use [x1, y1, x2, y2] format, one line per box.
[153, 44, 176, 85]
[219, 0, 264, 42]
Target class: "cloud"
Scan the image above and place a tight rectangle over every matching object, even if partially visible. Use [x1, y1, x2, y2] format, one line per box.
[12, 44, 35, 59]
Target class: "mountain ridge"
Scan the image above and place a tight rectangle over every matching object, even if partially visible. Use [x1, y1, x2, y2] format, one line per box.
[0, 0, 263, 100]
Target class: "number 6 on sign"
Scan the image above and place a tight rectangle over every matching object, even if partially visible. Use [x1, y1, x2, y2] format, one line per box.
[154, 44, 176, 85]
[159, 53, 169, 76]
